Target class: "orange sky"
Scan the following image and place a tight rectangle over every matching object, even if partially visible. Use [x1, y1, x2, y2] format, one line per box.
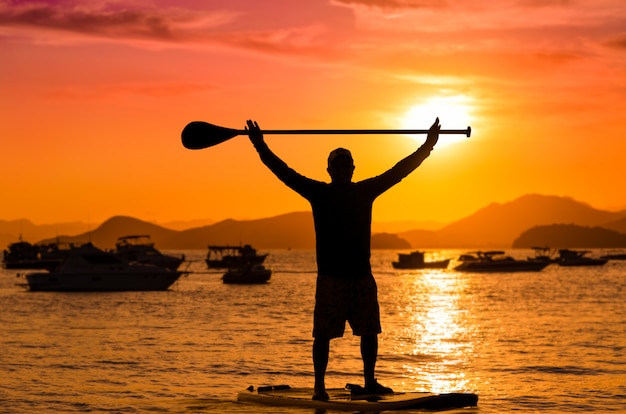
[1, 0, 626, 227]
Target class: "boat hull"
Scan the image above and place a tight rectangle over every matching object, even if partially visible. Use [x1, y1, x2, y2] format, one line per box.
[3, 259, 62, 271]
[222, 268, 272, 284]
[392, 259, 450, 269]
[455, 261, 550, 273]
[25, 271, 182, 292]
[557, 259, 608, 267]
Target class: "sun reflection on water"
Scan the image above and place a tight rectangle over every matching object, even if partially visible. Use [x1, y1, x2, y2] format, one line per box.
[380, 269, 476, 393]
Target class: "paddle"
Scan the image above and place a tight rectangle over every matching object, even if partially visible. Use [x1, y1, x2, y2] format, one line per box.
[181, 121, 471, 150]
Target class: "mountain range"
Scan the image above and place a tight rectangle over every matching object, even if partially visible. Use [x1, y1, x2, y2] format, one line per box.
[2, 194, 626, 250]
[397, 194, 626, 248]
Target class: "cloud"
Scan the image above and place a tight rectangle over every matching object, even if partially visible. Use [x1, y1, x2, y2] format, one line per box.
[605, 33, 626, 49]
[0, 0, 238, 43]
[331, 0, 626, 32]
[213, 24, 333, 56]
[0, 0, 345, 60]
[333, 0, 591, 12]
[2, 0, 624, 66]
[43, 82, 215, 100]
[331, 0, 448, 11]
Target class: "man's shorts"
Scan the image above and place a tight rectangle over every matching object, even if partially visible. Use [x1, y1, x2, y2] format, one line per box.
[313, 273, 381, 339]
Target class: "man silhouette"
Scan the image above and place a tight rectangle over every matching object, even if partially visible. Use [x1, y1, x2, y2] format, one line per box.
[246, 118, 440, 400]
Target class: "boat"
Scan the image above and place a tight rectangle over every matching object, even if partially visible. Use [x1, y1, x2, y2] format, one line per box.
[205, 244, 268, 269]
[528, 246, 557, 263]
[392, 250, 450, 269]
[454, 250, 550, 273]
[112, 235, 184, 271]
[556, 249, 608, 267]
[24, 243, 183, 292]
[222, 264, 272, 284]
[3, 239, 66, 271]
[600, 249, 626, 260]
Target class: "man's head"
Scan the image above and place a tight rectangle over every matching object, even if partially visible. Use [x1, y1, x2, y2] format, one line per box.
[327, 147, 354, 183]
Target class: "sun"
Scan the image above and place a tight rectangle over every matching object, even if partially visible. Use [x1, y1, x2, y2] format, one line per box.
[400, 96, 474, 148]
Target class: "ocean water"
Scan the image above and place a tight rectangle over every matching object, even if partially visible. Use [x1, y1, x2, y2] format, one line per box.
[0, 249, 624, 413]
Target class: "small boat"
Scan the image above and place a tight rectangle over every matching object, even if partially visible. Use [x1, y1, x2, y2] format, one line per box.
[222, 264, 272, 284]
[556, 249, 608, 267]
[528, 246, 557, 263]
[454, 250, 550, 273]
[24, 243, 183, 292]
[600, 249, 626, 260]
[112, 235, 184, 271]
[3, 239, 66, 271]
[206, 244, 268, 269]
[392, 250, 450, 269]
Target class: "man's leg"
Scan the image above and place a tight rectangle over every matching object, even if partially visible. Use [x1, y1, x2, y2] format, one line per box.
[361, 334, 377, 387]
[313, 337, 330, 400]
[361, 334, 393, 393]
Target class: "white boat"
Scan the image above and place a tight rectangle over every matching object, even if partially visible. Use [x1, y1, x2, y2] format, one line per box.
[454, 250, 550, 273]
[113, 235, 184, 271]
[24, 243, 183, 292]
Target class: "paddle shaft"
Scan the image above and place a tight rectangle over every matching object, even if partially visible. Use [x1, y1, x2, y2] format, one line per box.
[233, 128, 471, 136]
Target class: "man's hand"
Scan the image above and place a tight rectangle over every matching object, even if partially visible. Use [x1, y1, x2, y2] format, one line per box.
[246, 119, 264, 146]
[424, 117, 440, 149]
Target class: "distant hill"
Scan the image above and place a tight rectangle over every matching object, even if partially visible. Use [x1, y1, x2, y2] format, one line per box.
[513, 224, 626, 248]
[0, 219, 92, 250]
[371, 233, 411, 249]
[4, 194, 626, 250]
[37, 216, 181, 249]
[164, 212, 316, 249]
[31, 214, 304, 250]
[602, 217, 626, 234]
[158, 218, 217, 231]
[34, 212, 410, 250]
[398, 194, 626, 248]
[372, 219, 444, 232]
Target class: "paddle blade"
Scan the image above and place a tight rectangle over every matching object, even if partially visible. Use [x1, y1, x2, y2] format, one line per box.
[181, 121, 241, 149]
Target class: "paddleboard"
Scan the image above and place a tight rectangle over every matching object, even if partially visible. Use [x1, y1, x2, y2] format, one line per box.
[238, 385, 478, 411]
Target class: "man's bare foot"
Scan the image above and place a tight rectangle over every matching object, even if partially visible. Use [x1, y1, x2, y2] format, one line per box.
[312, 389, 329, 401]
[364, 379, 393, 395]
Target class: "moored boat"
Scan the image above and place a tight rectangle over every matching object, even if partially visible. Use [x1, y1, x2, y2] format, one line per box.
[556, 249, 608, 267]
[222, 264, 272, 284]
[454, 250, 550, 273]
[3, 239, 66, 271]
[24, 243, 183, 292]
[206, 244, 268, 269]
[112, 235, 184, 271]
[528, 246, 557, 263]
[600, 249, 626, 260]
[392, 250, 450, 269]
